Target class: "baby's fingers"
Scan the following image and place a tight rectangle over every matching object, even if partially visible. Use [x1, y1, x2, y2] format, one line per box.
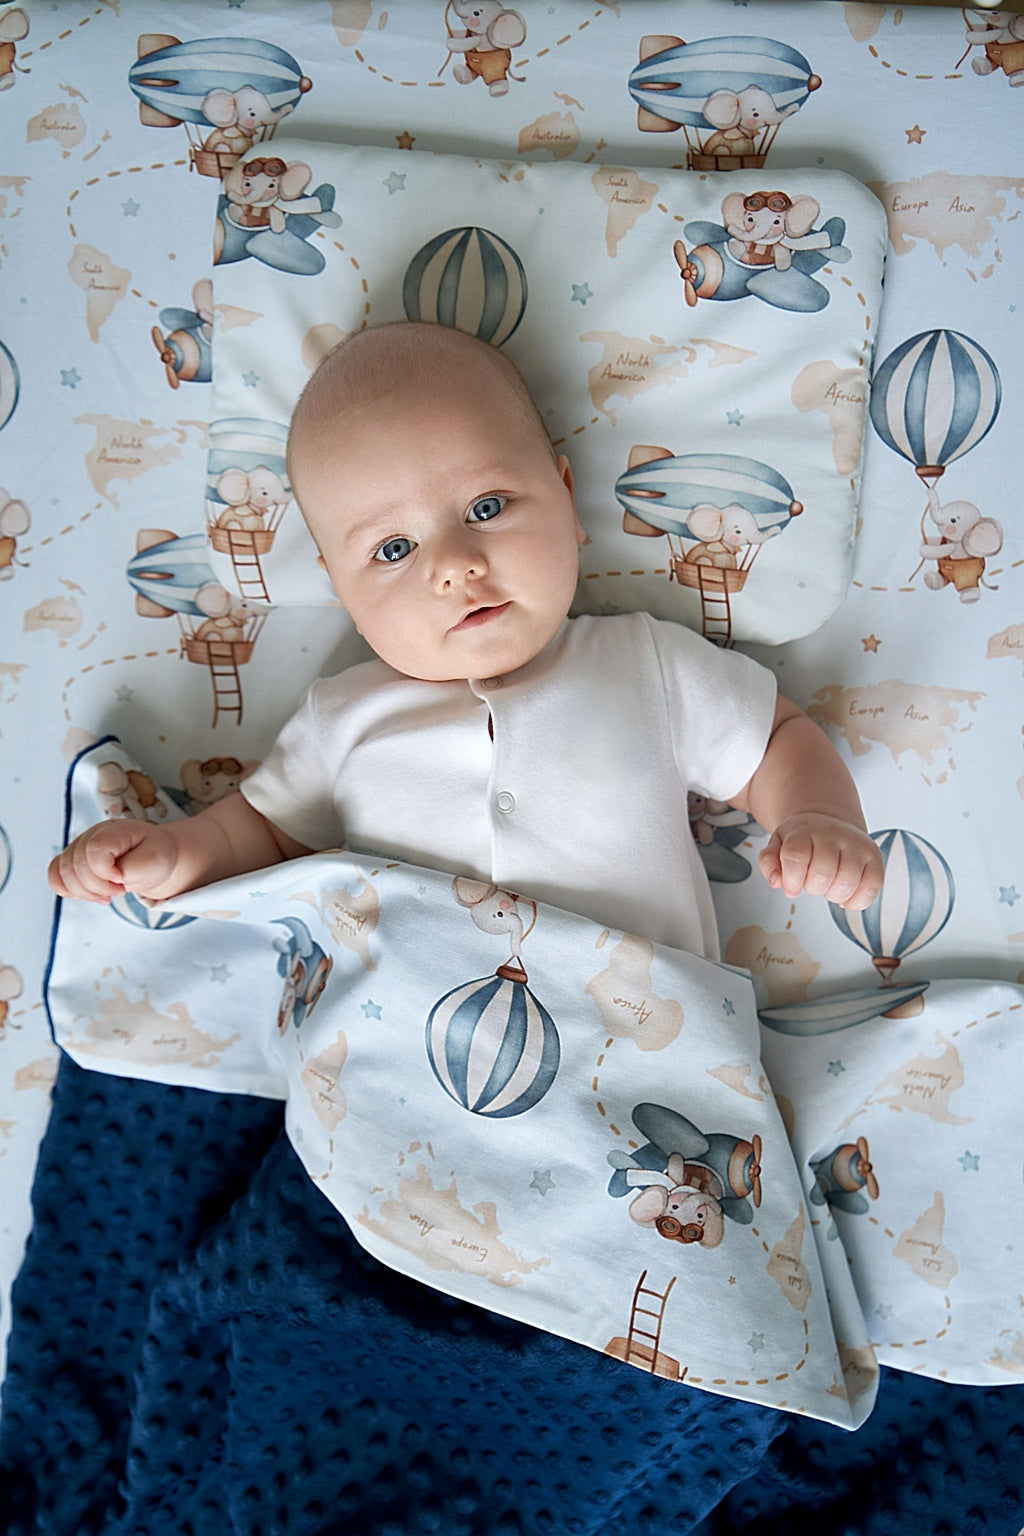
[49, 842, 122, 904]
[829, 849, 885, 911]
[760, 830, 822, 898]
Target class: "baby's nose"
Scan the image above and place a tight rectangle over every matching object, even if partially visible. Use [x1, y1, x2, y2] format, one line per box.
[434, 532, 487, 589]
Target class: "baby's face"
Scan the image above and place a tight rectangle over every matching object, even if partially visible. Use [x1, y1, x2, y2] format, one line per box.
[297, 358, 584, 682]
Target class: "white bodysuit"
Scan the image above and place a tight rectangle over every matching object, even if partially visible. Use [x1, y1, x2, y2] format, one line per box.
[240, 612, 777, 958]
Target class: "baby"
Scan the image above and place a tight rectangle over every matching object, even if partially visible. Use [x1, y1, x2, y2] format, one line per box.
[49, 322, 883, 957]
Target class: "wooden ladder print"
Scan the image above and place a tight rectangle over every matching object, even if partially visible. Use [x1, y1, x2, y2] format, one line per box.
[697, 565, 733, 647]
[206, 641, 244, 726]
[226, 530, 270, 604]
[624, 1270, 677, 1374]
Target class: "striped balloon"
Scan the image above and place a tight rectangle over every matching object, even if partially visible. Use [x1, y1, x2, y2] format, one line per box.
[111, 891, 196, 931]
[403, 227, 527, 347]
[614, 452, 798, 540]
[129, 36, 310, 126]
[0, 339, 18, 433]
[426, 971, 560, 1117]
[627, 34, 818, 129]
[830, 829, 954, 980]
[126, 531, 218, 617]
[869, 329, 1001, 475]
[207, 417, 290, 503]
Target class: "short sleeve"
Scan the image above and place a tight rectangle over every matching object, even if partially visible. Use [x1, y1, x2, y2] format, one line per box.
[240, 682, 343, 851]
[647, 617, 778, 802]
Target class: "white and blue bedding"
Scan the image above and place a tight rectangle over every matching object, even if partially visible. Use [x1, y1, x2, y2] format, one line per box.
[2, 2, 1022, 1531]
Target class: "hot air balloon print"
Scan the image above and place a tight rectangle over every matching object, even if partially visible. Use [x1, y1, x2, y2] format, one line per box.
[628, 34, 821, 170]
[426, 966, 560, 1117]
[870, 329, 1001, 490]
[126, 530, 268, 727]
[110, 891, 196, 932]
[426, 879, 559, 1117]
[869, 329, 1004, 593]
[0, 339, 19, 434]
[206, 418, 291, 604]
[830, 829, 955, 985]
[616, 446, 802, 644]
[129, 34, 312, 177]
[403, 227, 527, 347]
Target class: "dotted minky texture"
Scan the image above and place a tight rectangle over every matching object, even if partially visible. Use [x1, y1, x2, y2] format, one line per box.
[1, 1056, 1020, 1536]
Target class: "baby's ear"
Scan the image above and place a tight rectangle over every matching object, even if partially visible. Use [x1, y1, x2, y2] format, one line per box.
[556, 453, 574, 492]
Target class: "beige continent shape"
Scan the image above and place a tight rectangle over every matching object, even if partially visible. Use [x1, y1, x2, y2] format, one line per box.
[867, 172, 1024, 263]
[301, 1030, 348, 1130]
[581, 330, 693, 425]
[584, 932, 684, 1051]
[358, 1158, 549, 1287]
[873, 1036, 971, 1126]
[68, 244, 130, 342]
[27, 102, 86, 152]
[14, 1057, 59, 1093]
[313, 877, 379, 970]
[590, 166, 658, 256]
[519, 111, 580, 162]
[329, 0, 373, 46]
[691, 338, 756, 370]
[988, 1333, 1024, 1379]
[74, 414, 181, 506]
[23, 595, 83, 643]
[724, 926, 820, 1009]
[842, 3, 885, 43]
[829, 1339, 879, 1407]
[987, 623, 1024, 678]
[791, 360, 869, 476]
[302, 324, 348, 374]
[706, 1062, 763, 1101]
[68, 985, 240, 1069]
[766, 1208, 812, 1312]
[216, 303, 262, 333]
[806, 680, 983, 766]
[894, 1191, 958, 1289]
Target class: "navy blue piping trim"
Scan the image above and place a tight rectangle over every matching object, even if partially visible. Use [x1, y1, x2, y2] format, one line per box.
[41, 733, 121, 1048]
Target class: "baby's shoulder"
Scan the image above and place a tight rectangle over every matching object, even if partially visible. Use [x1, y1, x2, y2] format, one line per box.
[308, 656, 413, 713]
[566, 609, 704, 659]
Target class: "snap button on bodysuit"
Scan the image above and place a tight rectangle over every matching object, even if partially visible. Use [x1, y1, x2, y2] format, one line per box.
[495, 791, 515, 814]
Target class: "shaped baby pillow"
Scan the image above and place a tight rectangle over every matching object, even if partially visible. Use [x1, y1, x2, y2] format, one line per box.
[205, 141, 886, 646]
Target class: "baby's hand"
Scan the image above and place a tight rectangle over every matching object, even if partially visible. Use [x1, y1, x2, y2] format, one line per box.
[48, 818, 179, 905]
[758, 814, 883, 910]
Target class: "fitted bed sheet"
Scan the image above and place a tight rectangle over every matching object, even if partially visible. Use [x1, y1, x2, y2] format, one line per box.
[1, 1, 1022, 1531]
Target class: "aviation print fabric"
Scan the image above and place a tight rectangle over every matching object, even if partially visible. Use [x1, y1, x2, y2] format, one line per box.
[202, 147, 886, 649]
[2, 0, 1022, 1424]
[46, 738, 1024, 1429]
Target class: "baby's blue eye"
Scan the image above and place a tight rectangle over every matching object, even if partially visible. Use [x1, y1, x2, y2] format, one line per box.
[375, 536, 415, 564]
[468, 495, 505, 523]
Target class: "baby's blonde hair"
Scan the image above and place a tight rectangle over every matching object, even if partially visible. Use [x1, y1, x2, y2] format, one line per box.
[286, 321, 555, 514]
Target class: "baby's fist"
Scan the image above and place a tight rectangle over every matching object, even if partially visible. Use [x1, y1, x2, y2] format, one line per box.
[759, 816, 884, 910]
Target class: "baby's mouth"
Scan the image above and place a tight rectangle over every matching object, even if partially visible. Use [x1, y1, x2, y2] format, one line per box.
[451, 601, 511, 632]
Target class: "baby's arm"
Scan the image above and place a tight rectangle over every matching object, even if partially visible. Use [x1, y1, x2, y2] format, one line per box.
[731, 695, 884, 911]
[48, 791, 311, 906]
